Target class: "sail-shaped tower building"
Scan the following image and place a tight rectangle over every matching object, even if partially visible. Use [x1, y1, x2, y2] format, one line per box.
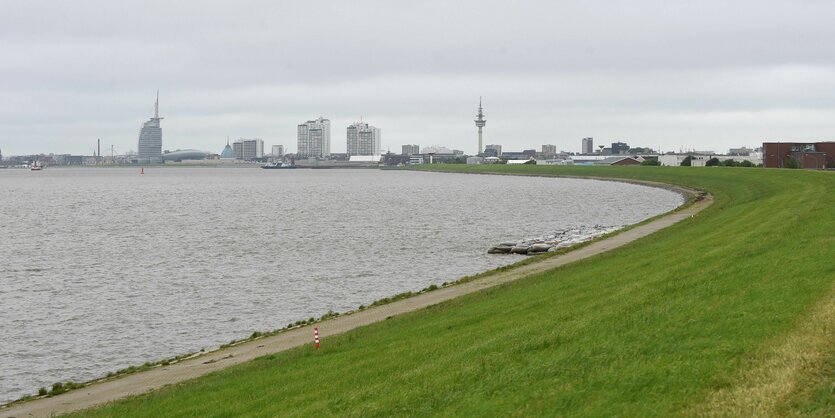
[138, 91, 164, 163]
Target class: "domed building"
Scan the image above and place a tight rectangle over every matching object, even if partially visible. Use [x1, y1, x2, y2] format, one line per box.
[161, 149, 210, 162]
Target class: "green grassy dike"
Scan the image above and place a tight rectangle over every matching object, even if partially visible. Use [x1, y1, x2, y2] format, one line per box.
[72, 166, 834, 417]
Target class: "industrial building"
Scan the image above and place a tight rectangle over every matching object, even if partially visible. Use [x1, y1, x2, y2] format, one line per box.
[610, 142, 630, 155]
[763, 142, 835, 169]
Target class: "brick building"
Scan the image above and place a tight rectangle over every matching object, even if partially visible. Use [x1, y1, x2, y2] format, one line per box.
[762, 142, 835, 169]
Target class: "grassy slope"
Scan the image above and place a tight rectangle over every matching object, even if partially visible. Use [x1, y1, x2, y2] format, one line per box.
[74, 166, 834, 417]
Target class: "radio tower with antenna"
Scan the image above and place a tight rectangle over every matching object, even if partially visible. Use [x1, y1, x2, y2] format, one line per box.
[474, 97, 486, 156]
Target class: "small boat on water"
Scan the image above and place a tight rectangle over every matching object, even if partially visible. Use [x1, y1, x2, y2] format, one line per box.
[261, 162, 297, 169]
[30, 161, 44, 171]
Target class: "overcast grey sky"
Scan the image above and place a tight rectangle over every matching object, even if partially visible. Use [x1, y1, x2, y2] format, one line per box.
[2, 0, 834, 156]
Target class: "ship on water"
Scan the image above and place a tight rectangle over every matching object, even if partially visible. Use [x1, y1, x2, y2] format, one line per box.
[261, 161, 297, 169]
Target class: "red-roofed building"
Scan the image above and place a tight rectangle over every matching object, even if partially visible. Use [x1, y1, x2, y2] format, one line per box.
[762, 142, 835, 169]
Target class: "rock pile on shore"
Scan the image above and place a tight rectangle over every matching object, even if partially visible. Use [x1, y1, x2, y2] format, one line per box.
[488, 225, 624, 255]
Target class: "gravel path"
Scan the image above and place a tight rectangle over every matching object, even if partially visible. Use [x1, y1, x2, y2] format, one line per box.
[1, 189, 711, 418]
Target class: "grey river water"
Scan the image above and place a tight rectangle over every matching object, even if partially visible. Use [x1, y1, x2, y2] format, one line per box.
[0, 167, 683, 402]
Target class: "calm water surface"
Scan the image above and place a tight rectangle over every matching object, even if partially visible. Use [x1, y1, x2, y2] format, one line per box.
[0, 167, 683, 402]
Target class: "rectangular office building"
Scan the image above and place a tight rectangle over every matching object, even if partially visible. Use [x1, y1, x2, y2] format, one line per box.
[233, 138, 264, 160]
[582, 137, 594, 154]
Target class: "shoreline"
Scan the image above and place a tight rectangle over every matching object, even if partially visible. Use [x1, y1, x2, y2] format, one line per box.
[1, 173, 711, 417]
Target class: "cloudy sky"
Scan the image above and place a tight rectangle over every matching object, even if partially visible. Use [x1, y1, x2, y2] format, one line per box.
[2, 0, 834, 156]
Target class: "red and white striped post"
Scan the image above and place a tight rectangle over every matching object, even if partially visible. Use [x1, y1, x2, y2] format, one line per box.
[314, 325, 320, 351]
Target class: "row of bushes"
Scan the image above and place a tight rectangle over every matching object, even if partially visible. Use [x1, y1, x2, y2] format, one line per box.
[677, 155, 761, 167]
[16, 380, 86, 402]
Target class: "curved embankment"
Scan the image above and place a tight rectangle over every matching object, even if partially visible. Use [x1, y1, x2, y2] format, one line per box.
[7, 166, 835, 417]
[2, 173, 701, 417]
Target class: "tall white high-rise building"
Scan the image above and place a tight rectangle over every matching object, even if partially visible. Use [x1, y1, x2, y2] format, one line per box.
[137, 91, 163, 163]
[297, 117, 331, 158]
[582, 137, 594, 154]
[272, 145, 284, 158]
[346, 121, 381, 156]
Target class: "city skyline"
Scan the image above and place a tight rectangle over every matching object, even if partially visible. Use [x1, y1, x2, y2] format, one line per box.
[2, 1, 834, 155]
[0, 94, 765, 159]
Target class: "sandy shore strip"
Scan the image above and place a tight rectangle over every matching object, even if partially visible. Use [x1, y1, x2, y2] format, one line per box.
[1, 186, 711, 418]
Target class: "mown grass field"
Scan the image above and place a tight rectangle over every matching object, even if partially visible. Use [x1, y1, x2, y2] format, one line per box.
[73, 165, 834, 417]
